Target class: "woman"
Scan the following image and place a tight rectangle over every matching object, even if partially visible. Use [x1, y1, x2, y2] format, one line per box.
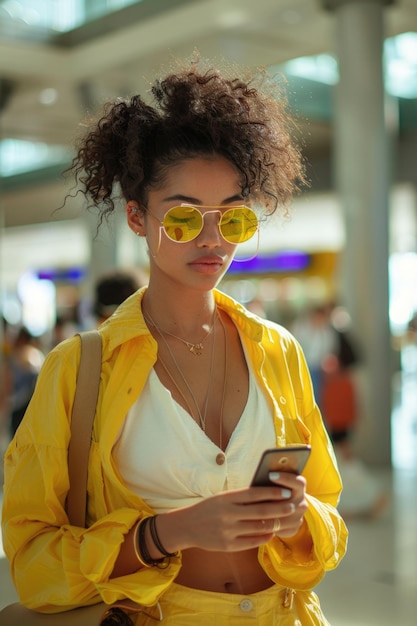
[2, 58, 347, 624]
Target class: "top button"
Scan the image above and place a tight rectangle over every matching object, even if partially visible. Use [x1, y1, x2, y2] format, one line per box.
[239, 599, 253, 612]
[279, 396, 287, 404]
[216, 453, 225, 466]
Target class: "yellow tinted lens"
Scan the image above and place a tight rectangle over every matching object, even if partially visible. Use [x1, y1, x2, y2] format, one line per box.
[220, 207, 258, 243]
[163, 206, 203, 242]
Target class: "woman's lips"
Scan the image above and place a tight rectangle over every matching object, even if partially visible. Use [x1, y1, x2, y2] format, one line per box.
[188, 255, 224, 273]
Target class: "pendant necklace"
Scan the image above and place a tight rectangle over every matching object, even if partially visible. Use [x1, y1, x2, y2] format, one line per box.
[145, 312, 216, 356]
[144, 307, 229, 449]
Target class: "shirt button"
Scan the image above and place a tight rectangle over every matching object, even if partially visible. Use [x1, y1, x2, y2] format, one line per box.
[280, 396, 287, 404]
[216, 453, 225, 466]
[239, 599, 253, 612]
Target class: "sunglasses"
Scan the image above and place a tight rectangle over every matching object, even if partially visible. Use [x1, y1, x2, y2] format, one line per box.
[151, 204, 259, 245]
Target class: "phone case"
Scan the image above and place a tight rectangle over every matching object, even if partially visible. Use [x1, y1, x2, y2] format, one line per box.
[251, 445, 311, 486]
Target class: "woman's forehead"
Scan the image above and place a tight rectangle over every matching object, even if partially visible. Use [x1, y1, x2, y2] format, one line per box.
[149, 156, 242, 201]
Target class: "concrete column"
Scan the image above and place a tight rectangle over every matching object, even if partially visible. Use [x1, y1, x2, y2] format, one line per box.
[323, 0, 394, 466]
[82, 211, 119, 322]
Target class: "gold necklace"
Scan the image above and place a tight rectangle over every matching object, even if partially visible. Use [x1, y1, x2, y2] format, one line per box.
[146, 313, 216, 356]
[144, 310, 217, 431]
[217, 311, 229, 451]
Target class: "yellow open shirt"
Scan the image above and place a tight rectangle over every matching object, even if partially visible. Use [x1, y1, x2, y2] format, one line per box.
[2, 288, 348, 612]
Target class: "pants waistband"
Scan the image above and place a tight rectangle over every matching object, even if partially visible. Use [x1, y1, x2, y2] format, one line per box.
[160, 582, 295, 617]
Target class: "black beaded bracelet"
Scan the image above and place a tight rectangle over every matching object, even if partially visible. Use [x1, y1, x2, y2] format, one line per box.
[149, 515, 178, 558]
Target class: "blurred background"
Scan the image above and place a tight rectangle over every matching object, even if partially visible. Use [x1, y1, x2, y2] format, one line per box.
[0, 1, 417, 623]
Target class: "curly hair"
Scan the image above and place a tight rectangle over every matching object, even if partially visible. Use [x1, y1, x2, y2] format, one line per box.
[67, 58, 306, 224]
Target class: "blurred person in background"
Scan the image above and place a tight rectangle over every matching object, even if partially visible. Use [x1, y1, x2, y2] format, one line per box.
[94, 269, 146, 325]
[0, 326, 44, 439]
[293, 302, 388, 519]
[291, 304, 336, 406]
[318, 303, 361, 455]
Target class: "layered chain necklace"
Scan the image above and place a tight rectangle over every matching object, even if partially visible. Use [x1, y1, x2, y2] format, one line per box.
[144, 308, 228, 449]
[216, 312, 228, 450]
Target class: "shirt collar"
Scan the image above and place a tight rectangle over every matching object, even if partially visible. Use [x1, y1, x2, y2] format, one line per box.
[98, 285, 265, 353]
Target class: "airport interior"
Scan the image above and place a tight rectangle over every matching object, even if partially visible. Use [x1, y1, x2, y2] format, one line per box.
[1, 0, 417, 624]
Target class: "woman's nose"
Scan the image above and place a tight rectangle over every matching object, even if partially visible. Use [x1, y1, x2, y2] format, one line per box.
[196, 211, 222, 246]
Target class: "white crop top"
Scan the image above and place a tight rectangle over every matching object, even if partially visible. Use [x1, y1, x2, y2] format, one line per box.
[113, 367, 275, 513]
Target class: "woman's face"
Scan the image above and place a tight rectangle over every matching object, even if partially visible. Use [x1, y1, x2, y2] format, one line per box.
[127, 155, 247, 293]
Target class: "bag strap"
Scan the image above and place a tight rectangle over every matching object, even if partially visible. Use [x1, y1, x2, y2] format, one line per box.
[66, 330, 102, 528]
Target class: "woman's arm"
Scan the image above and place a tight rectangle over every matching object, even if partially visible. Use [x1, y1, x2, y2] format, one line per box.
[1, 341, 180, 612]
[257, 331, 348, 588]
[260, 418, 348, 589]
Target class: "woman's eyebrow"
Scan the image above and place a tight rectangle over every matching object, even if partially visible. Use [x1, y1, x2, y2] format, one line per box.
[162, 193, 244, 205]
[162, 194, 200, 204]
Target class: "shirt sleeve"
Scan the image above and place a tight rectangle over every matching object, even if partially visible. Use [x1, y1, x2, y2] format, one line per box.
[258, 332, 348, 589]
[1, 339, 180, 612]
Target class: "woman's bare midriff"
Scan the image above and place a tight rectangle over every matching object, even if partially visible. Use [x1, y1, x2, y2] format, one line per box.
[175, 547, 274, 594]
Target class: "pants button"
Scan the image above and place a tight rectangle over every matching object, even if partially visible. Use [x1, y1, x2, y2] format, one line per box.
[239, 599, 253, 612]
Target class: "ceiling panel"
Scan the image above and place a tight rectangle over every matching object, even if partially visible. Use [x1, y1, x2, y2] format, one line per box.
[0, 0, 416, 228]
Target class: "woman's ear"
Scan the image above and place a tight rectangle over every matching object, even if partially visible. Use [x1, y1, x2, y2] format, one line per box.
[126, 201, 146, 236]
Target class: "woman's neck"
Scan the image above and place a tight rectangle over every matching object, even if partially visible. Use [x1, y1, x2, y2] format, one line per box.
[142, 285, 217, 335]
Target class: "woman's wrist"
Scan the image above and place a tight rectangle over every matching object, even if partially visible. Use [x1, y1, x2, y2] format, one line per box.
[149, 515, 179, 558]
[152, 507, 195, 554]
[133, 515, 179, 568]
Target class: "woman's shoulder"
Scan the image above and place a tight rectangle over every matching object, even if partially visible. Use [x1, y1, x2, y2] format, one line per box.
[48, 333, 82, 357]
[215, 288, 298, 344]
[246, 309, 301, 349]
[37, 334, 83, 385]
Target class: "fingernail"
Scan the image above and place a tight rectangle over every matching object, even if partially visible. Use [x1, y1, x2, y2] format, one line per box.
[281, 489, 292, 499]
[269, 472, 280, 481]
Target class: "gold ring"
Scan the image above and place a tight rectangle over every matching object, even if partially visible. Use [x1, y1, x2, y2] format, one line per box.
[273, 519, 281, 534]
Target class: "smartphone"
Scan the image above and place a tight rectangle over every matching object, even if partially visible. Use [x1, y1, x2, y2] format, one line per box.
[250, 445, 312, 487]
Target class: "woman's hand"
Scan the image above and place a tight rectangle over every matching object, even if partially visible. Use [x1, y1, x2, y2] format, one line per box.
[267, 471, 308, 538]
[155, 473, 308, 555]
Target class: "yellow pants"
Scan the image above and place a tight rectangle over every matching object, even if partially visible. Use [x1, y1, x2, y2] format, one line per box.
[135, 583, 330, 625]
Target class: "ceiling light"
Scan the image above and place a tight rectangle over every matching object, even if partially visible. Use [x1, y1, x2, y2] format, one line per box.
[218, 10, 249, 29]
[39, 88, 58, 105]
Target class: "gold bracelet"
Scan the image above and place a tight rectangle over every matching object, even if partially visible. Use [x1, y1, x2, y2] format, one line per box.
[132, 518, 152, 568]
